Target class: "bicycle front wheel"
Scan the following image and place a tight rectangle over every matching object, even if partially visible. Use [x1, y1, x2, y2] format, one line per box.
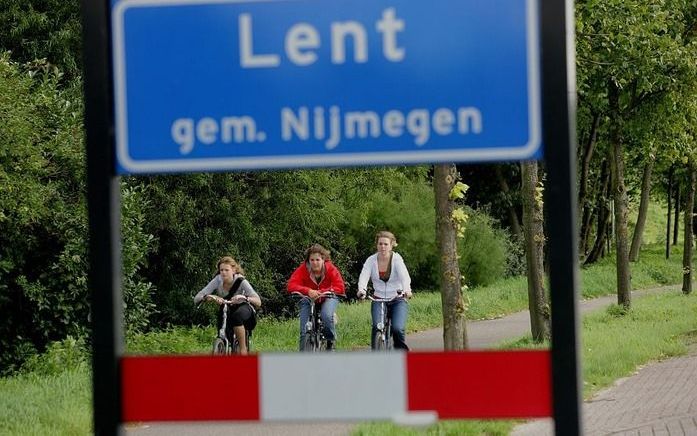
[301, 334, 314, 352]
[231, 336, 240, 355]
[212, 338, 226, 355]
[374, 331, 387, 351]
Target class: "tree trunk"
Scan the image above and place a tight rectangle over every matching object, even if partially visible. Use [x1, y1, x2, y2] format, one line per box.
[608, 82, 632, 307]
[666, 166, 673, 259]
[495, 165, 523, 240]
[521, 161, 550, 341]
[581, 205, 597, 257]
[682, 162, 695, 295]
[674, 185, 681, 246]
[578, 113, 601, 254]
[584, 160, 610, 265]
[629, 159, 654, 261]
[434, 163, 468, 349]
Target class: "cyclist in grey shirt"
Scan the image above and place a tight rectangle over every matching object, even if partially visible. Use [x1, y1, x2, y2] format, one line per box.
[194, 256, 261, 354]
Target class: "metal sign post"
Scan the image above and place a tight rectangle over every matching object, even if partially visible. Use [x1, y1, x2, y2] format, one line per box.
[81, 0, 123, 433]
[81, 0, 581, 434]
[540, 0, 583, 434]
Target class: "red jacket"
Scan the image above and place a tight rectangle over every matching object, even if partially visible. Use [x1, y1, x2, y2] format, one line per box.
[287, 260, 346, 297]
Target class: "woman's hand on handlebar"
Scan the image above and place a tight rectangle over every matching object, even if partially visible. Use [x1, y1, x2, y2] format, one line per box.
[309, 289, 339, 300]
[230, 294, 249, 304]
[204, 294, 223, 305]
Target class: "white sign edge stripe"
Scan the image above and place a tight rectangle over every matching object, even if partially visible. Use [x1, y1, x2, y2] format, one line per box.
[526, 0, 542, 155]
[117, 145, 542, 173]
[259, 352, 407, 421]
[115, 0, 294, 10]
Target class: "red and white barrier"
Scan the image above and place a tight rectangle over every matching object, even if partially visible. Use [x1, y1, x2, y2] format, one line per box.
[121, 350, 551, 422]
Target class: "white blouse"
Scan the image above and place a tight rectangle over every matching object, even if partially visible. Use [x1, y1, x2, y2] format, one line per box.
[357, 252, 412, 299]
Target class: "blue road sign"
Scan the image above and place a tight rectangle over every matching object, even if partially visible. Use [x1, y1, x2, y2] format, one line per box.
[111, 0, 541, 174]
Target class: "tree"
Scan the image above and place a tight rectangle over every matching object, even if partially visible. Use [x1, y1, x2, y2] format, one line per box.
[433, 164, 467, 350]
[666, 166, 674, 258]
[584, 158, 612, 265]
[576, 0, 697, 306]
[494, 164, 522, 240]
[578, 111, 601, 256]
[521, 161, 550, 341]
[628, 157, 654, 262]
[683, 160, 695, 294]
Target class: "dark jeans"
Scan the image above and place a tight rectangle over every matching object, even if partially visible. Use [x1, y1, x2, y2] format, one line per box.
[298, 297, 339, 351]
[217, 303, 256, 338]
[371, 299, 409, 350]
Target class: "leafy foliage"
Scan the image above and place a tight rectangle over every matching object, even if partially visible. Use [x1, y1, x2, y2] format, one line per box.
[0, 56, 154, 374]
[0, 0, 82, 80]
[135, 166, 440, 324]
[0, 54, 87, 373]
[458, 208, 510, 287]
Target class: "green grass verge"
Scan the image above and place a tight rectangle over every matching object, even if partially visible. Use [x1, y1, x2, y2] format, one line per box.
[581, 292, 697, 396]
[0, 364, 92, 435]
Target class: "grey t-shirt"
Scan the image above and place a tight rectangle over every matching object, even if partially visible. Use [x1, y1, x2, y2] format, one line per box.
[193, 273, 259, 305]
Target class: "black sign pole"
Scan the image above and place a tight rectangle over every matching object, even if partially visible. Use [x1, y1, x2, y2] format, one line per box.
[540, 0, 583, 434]
[81, 0, 123, 435]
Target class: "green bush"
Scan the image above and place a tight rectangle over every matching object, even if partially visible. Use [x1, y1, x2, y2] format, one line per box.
[342, 167, 438, 290]
[458, 209, 510, 287]
[0, 56, 156, 375]
[20, 336, 88, 376]
[139, 166, 439, 323]
[503, 233, 527, 278]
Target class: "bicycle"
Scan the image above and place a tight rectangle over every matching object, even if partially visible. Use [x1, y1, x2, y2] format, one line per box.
[367, 292, 405, 351]
[290, 291, 340, 352]
[201, 296, 253, 355]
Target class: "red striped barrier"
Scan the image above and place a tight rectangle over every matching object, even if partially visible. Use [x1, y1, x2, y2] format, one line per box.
[121, 350, 551, 422]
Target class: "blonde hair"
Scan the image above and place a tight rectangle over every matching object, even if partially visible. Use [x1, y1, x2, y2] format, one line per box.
[217, 256, 245, 275]
[375, 230, 398, 248]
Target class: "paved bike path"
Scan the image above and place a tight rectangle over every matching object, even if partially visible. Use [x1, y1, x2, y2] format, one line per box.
[126, 285, 685, 435]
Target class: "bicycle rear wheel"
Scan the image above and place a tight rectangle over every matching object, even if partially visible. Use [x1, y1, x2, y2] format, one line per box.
[212, 338, 226, 355]
[318, 335, 327, 352]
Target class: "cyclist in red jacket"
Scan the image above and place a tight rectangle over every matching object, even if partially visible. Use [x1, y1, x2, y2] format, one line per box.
[287, 244, 346, 351]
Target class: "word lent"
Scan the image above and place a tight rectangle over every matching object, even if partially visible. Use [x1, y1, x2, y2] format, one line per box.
[239, 8, 405, 68]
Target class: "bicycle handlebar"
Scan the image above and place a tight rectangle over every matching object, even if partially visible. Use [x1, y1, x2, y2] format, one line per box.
[290, 291, 344, 299]
[199, 295, 249, 307]
[366, 293, 405, 303]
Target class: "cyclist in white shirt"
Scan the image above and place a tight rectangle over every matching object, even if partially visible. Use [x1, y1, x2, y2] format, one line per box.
[357, 231, 412, 350]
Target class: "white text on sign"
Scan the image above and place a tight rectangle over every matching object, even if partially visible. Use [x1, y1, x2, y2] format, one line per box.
[239, 8, 406, 68]
[171, 106, 483, 155]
